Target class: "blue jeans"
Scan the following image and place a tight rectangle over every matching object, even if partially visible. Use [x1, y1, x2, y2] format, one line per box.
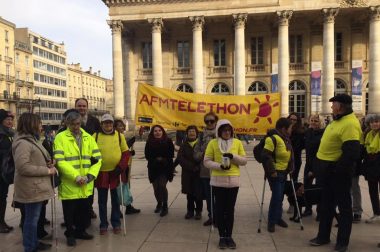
[23, 202, 43, 252]
[268, 173, 286, 225]
[98, 188, 121, 229]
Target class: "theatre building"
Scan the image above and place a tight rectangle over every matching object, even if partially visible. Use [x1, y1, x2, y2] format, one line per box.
[102, 0, 380, 127]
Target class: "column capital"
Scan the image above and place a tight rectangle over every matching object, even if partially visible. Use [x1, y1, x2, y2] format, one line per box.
[322, 8, 339, 23]
[148, 18, 163, 33]
[232, 13, 247, 29]
[189, 16, 205, 31]
[370, 6, 380, 21]
[107, 20, 123, 33]
[276, 10, 293, 26]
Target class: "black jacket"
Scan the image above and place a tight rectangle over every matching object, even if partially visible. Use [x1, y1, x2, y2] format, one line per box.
[145, 138, 174, 183]
[82, 114, 100, 135]
[304, 128, 324, 174]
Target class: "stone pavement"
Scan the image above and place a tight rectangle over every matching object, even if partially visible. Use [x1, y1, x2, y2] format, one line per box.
[1, 141, 379, 252]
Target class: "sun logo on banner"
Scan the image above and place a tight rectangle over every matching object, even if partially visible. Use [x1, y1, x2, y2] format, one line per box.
[253, 95, 279, 124]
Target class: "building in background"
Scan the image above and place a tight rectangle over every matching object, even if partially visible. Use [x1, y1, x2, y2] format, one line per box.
[0, 17, 17, 114]
[102, 0, 380, 128]
[67, 63, 108, 118]
[16, 28, 68, 128]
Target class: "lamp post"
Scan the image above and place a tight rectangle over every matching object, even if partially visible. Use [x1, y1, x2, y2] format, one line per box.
[36, 98, 41, 115]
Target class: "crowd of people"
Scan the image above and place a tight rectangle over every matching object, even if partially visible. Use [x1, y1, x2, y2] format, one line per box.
[0, 93, 379, 252]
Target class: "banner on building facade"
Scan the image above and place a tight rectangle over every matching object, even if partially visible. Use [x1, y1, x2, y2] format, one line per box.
[271, 64, 278, 92]
[135, 83, 281, 135]
[311, 62, 322, 113]
[352, 60, 363, 113]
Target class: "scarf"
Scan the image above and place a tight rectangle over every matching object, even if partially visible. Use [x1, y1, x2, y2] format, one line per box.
[188, 139, 198, 148]
[365, 130, 380, 154]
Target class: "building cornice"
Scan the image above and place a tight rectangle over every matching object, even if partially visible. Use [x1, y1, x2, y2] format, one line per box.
[102, 0, 214, 7]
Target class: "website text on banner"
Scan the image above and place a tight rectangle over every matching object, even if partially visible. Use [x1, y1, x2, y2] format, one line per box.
[135, 83, 281, 136]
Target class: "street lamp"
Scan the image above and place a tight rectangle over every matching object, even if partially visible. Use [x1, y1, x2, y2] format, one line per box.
[36, 98, 41, 115]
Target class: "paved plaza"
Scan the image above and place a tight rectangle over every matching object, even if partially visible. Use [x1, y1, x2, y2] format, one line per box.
[0, 141, 379, 252]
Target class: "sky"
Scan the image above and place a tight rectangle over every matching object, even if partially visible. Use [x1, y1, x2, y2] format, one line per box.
[1, 0, 113, 79]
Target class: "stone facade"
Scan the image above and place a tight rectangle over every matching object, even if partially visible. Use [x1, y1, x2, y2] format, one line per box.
[104, 0, 380, 126]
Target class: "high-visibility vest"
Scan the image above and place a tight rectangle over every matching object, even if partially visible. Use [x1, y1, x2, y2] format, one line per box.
[53, 128, 102, 200]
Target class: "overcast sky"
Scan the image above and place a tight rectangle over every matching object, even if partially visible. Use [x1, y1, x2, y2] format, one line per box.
[1, 0, 113, 79]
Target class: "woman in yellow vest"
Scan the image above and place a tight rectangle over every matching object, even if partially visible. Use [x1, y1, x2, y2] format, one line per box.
[204, 119, 247, 249]
[363, 114, 380, 224]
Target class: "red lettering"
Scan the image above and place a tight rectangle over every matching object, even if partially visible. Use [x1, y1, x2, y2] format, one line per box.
[151, 96, 158, 104]
[139, 94, 151, 105]
[208, 103, 216, 112]
[187, 102, 196, 112]
[216, 103, 227, 114]
[159, 97, 169, 108]
[169, 99, 178, 110]
[178, 100, 186, 111]
[227, 104, 239, 114]
[197, 102, 206, 113]
[240, 104, 251, 115]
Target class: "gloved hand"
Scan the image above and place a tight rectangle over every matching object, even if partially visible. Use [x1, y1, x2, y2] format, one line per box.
[86, 174, 95, 183]
[220, 164, 231, 170]
[112, 166, 122, 176]
[223, 153, 234, 159]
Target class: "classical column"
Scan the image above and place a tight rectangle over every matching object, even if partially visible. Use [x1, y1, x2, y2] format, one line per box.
[233, 13, 247, 95]
[107, 20, 124, 118]
[189, 16, 204, 94]
[321, 8, 339, 114]
[149, 18, 163, 88]
[277, 10, 292, 117]
[369, 6, 380, 114]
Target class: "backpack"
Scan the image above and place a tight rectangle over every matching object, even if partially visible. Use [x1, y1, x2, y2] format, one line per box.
[1, 148, 15, 185]
[253, 135, 277, 163]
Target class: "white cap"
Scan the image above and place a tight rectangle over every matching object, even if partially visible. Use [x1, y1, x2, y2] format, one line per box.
[101, 114, 114, 122]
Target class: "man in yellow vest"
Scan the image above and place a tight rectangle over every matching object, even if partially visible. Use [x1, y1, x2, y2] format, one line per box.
[309, 94, 362, 252]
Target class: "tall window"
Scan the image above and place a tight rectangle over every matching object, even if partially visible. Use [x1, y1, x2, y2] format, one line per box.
[211, 82, 230, 94]
[251, 37, 264, 65]
[176, 83, 193, 93]
[248, 81, 268, 94]
[25, 56, 29, 66]
[335, 32, 343, 61]
[5, 47, 9, 57]
[213, 40, 226, 66]
[142, 42, 152, 69]
[6, 65, 10, 78]
[289, 35, 302, 63]
[289, 80, 306, 118]
[15, 53, 19, 63]
[5, 30, 8, 42]
[177, 41, 190, 68]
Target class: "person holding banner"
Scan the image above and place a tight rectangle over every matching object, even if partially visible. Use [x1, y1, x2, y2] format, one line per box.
[144, 125, 174, 217]
[204, 119, 247, 249]
[194, 112, 218, 226]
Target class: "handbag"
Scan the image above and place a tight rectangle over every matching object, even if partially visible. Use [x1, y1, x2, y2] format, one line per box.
[116, 182, 133, 206]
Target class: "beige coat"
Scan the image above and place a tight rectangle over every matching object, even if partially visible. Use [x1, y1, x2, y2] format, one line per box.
[12, 133, 54, 203]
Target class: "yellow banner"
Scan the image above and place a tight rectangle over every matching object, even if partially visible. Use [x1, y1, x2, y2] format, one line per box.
[135, 83, 281, 135]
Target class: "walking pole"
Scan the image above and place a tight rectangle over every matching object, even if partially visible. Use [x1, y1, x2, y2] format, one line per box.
[289, 174, 304, 230]
[119, 176, 127, 236]
[210, 184, 214, 232]
[257, 175, 267, 233]
[51, 172, 58, 250]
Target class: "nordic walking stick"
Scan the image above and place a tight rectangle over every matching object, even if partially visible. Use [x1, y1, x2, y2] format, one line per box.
[289, 174, 304, 230]
[257, 175, 267, 233]
[210, 184, 214, 232]
[119, 176, 127, 236]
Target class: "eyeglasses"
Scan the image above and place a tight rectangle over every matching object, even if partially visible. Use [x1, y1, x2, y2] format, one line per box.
[205, 120, 215, 124]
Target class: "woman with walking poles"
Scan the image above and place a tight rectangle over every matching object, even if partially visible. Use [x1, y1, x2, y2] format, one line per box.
[203, 119, 247, 249]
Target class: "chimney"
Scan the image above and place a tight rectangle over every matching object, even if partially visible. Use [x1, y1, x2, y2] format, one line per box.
[98, 70, 101, 77]
[89, 66, 92, 74]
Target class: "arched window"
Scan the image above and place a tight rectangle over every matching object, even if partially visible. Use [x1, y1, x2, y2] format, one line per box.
[334, 79, 347, 95]
[289, 80, 306, 118]
[176, 83, 193, 93]
[366, 82, 369, 114]
[211, 82, 230, 94]
[247, 81, 268, 94]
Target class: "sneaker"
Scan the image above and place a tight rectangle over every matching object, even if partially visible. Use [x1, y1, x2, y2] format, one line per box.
[37, 242, 52, 251]
[125, 205, 141, 215]
[113, 227, 121, 234]
[365, 215, 380, 223]
[287, 205, 294, 214]
[352, 214, 361, 223]
[99, 228, 107, 235]
[218, 237, 227, 249]
[309, 237, 330, 246]
[74, 231, 94, 240]
[66, 237, 76, 247]
[267, 223, 275, 233]
[334, 244, 348, 252]
[90, 210, 97, 219]
[277, 219, 288, 228]
[185, 212, 194, 219]
[203, 218, 212, 226]
[194, 212, 202, 220]
[226, 237, 236, 249]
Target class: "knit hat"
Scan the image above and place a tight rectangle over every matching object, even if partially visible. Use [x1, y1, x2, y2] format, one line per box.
[0, 109, 14, 124]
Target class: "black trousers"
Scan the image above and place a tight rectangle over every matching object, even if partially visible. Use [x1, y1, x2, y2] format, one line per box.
[153, 175, 168, 204]
[368, 179, 380, 215]
[0, 176, 10, 223]
[317, 168, 352, 246]
[186, 194, 203, 213]
[213, 186, 239, 238]
[62, 198, 90, 238]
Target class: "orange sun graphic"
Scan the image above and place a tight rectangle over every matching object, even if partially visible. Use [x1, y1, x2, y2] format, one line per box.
[253, 95, 279, 124]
